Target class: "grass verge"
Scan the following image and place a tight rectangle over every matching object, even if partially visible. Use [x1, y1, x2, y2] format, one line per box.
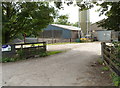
[47, 42, 79, 45]
[110, 73, 120, 86]
[1, 50, 65, 63]
[97, 58, 120, 86]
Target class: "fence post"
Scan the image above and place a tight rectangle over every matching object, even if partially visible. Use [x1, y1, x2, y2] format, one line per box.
[43, 42, 46, 51]
[11, 45, 16, 54]
[101, 42, 106, 61]
[70, 38, 71, 43]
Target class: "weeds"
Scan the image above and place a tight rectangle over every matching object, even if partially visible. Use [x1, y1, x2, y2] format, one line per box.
[101, 66, 109, 71]
[97, 58, 104, 65]
[1, 57, 17, 63]
[110, 73, 120, 86]
[2, 50, 64, 63]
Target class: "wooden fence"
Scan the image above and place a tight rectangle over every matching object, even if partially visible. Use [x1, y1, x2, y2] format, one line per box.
[2, 42, 46, 58]
[101, 42, 120, 76]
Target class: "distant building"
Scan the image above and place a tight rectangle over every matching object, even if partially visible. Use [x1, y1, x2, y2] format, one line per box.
[90, 22, 103, 39]
[90, 22, 120, 42]
[40, 24, 81, 39]
[97, 30, 112, 42]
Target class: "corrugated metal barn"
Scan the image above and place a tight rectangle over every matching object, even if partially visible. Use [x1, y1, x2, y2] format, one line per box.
[40, 24, 81, 39]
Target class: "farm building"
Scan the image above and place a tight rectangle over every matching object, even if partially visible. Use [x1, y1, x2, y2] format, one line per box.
[40, 24, 81, 39]
[90, 22, 120, 42]
[90, 22, 103, 40]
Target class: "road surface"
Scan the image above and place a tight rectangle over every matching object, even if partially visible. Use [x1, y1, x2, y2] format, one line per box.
[2, 42, 112, 86]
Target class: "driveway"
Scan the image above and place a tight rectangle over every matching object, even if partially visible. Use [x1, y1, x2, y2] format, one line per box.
[2, 42, 112, 86]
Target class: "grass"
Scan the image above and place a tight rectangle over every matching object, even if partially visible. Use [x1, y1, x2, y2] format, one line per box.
[15, 42, 79, 48]
[16, 41, 94, 47]
[110, 73, 120, 86]
[97, 58, 120, 86]
[47, 42, 79, 45]
[0, 57, 17, 63]
[47, 41, 94, 45]
[1, 50, 65, 63]
[47, 51, 64, 56]
[97, 58, 104, 65]
[101, 66, 109, 71]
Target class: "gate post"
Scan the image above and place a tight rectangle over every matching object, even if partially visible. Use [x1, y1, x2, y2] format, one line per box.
[43, 42, 46, 52]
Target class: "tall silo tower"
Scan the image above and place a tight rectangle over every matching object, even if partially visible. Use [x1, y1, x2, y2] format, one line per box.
[79, 9, 90, 37]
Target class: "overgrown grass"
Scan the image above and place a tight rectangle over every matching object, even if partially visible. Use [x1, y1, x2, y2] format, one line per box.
[97, 58, 104, 65]
[1, 50, 65, 63]
[1, 57, 17, 63]
[20, 41, 93, 46]
[47, 42, 79, 45]
[97, 58, 120, 86]
[101, 66, 109, 71]
[48, 41, 93, 45]
[110, 73, 120, 86]
[39, 50, 65, 57]
[47, 51, 64, 56]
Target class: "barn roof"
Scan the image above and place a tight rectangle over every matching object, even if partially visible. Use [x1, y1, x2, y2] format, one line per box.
[51, 24, 81, 31]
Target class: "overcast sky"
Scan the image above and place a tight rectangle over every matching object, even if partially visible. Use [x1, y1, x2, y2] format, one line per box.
[54, 3, 107, 24]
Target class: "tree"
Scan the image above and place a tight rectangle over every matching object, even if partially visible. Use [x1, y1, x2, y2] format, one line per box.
[54, 1, 120, 31]
[2, 2, 57, 44]
[96, 1, 120, 31]
[71, 22, 79, 27]
[54, 15, 70, 25]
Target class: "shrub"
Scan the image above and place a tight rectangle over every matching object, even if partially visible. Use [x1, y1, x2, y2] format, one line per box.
[39, 52, 48, 57]
[1, 57, 17, 63]
[112, 42, 120, 58]
[16, 49, 26, 59]
[2, 50, 64, 63]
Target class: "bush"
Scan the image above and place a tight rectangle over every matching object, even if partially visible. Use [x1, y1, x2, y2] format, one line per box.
[1, 57, 17, 63]
[2, 50, 64, 63]
[16, 49, 26, 59]
[112, 42, 120, 58]
[39, 52, 48, 57]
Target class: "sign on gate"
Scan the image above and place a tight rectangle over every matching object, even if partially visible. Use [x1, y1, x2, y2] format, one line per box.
[2, 45, 11, 51]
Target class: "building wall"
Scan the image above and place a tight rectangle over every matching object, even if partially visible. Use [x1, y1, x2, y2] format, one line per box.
[90, 23, 103, 31]
[90, 23, 103, 39]
[41, 25, 72, 39]
[71, 30, 78, 39]
[97, 30, 112, 42]
[112, 31, 120, 41]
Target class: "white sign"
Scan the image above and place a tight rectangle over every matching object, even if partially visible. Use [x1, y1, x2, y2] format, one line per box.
[2, 45, 11, 51]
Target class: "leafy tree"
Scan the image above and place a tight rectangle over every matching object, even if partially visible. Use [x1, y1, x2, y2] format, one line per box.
[71, 22, 79, 27]
[54, 15, 70, 25]
[54, 1, 120, 31]
[2, 2, 57, 44]
[96, 1, 120, 31]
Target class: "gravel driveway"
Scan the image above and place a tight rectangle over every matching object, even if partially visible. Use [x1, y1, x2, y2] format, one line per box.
[2, 42, 112, 86]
